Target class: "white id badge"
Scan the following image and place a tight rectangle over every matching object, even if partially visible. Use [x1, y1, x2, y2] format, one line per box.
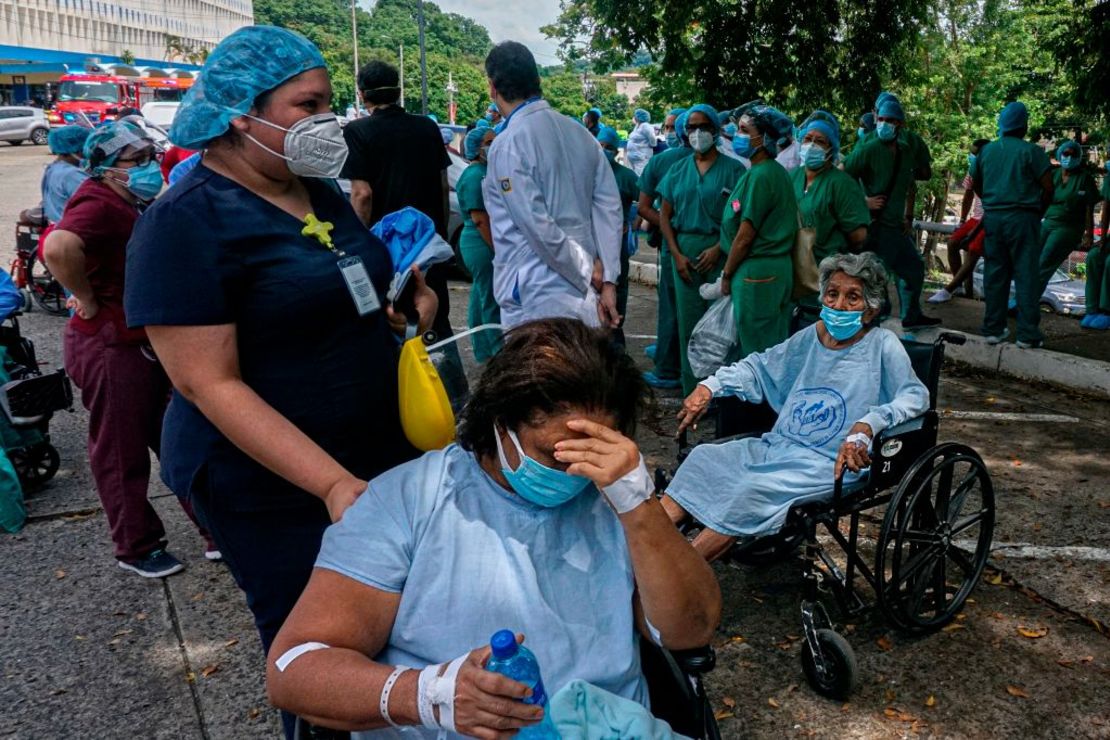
[337, 256, 381, 317]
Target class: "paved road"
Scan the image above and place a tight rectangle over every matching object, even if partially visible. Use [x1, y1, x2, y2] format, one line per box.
[1, 144, 1107, 739]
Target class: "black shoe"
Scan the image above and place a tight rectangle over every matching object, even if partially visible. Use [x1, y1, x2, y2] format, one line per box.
[902, 315, 942, 329]
[118, 549, 185, 578]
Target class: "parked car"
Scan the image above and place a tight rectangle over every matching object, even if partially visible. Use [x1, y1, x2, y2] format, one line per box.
[139, 101, 180, 129]
[972, 261, 1086, 316]
[0, 107, 49, 146]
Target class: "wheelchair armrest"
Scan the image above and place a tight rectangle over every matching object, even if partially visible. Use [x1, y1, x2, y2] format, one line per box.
[669, 645, 716, 675]
[874, 416, 926, 443]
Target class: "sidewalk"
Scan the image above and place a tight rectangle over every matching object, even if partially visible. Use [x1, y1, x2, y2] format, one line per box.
[629, 249, 1110, 398]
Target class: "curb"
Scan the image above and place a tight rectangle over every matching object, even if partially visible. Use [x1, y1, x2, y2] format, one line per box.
[628, 259, 1110, 399]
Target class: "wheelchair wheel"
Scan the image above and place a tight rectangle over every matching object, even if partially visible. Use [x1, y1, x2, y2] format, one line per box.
[12, 443, 61, 493]
[29, 258, 69, 317]
[801, 629, 858, 700]
[875, 443, 994, 634]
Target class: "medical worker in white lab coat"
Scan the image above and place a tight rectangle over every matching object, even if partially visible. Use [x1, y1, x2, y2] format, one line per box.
[482, 41, 623, 329]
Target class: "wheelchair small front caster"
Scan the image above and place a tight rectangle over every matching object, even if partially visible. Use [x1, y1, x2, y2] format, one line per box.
[801, 628, 858, 700]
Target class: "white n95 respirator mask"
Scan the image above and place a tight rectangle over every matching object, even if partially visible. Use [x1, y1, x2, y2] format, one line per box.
[243, 113, 349, 178]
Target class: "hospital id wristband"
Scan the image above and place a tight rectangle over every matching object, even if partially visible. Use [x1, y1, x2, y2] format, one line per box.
[602, 455, 653, 514]
[379, 665, 411, 728]
[417, 656, 466, 733]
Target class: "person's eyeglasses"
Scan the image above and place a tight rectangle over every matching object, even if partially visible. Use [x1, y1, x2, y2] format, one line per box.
[116, 150, 160, 167]
[686, 123, 716, 133]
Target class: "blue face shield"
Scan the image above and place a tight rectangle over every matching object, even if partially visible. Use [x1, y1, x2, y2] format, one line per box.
[494, 425, 593, 508]
[820, 305, 865, 341]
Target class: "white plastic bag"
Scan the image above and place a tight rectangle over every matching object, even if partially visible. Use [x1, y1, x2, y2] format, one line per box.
[688, 294, 736, 378]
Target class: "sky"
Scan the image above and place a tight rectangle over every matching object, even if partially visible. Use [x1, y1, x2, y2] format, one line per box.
[431, 0, 564, 64]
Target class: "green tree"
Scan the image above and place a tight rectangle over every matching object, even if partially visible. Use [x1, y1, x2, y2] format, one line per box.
[119, 49, 135, 64]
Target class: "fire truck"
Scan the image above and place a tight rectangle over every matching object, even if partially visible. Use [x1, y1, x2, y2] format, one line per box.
[46, 72, 193, 126]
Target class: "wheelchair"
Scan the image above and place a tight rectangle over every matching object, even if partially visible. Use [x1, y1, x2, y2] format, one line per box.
[665, 329, 995, 701]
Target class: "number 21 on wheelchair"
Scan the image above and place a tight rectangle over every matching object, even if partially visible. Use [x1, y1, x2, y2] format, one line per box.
[664, 332, 996, 700]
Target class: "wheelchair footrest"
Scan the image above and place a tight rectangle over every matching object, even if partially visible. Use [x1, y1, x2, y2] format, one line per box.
[670, 645, 716, 675]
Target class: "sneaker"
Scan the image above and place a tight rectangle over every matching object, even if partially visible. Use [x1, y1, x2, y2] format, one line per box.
[204, 549, 223, 561]
[644, 344, 657, 361]
[927, 288, 953, 304]
[902, 315, 943, 328]
[983, 328, 1010, 345]
[642, 371, 681, 389]
[1015, 339, 1044, 349]
[118, 549, 185, 578]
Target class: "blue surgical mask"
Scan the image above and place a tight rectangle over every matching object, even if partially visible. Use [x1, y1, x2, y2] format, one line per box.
[876, 121, 897, 142]
[732, 133, 757, 158]
[665, 132, 680, 149]
[494, 425, 593, 508]
[857, 127, 867, 140]
[799, 142, 829, 171]
[1059, 155, 1078, 170]
[820, 305, 865, 341]
[108, 160, 163, 201]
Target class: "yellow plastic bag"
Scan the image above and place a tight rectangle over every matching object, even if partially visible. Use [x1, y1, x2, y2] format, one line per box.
[397, 335, 456, 451]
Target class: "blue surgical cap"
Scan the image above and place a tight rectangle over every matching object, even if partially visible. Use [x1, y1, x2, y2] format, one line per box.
[596, 124, 620, 148]
[48, 125, 91, 156]
[722, 122, 738, 138]
[439, 127, 453, 146]
[739, 105, 791, 156]
[998, 101, 1029, 134]
[802, 118, 840, 154]
[875, 91, 897, 111]
[718, 111, 732, 127]
[588, 107, 603, 119]
[464, 127, 488, 160]
[675, 110, 690, 140]
[668, 107, 687, 120]
[859, 112, 876, 132]
[487, 102, 498, 112]
[1056, 139, 1080, 160]
[686, 103, 721, 133]
[83, 120, 153, 171]
[170, 25, 326, 150]
[634, 108, 650, 123]
[877, 97, 906, 121]
[475, 118, 491, 129]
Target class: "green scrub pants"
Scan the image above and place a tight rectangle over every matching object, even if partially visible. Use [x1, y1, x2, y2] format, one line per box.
[653, 245, 682, 379]
[1035, 221, 1081, 297]
[727, 256, 794, 360]
[867, 224, 926, 322]
[1087, 244, 1110, 315]
[981, 210, 1043, 344]
[671, 233, 723, 395]
[458, 233, 501, 363]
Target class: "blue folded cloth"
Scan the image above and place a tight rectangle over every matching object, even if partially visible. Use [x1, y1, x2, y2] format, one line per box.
[550, 679, 690, 739]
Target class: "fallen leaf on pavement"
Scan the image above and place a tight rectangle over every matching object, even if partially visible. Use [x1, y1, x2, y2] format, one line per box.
[224, 638, 239, 648]
[714, 711, 734, 721]
[201, 664, 220, 678]
[247, 708, 262, 720]
[1080, 655, 1094, 663]
[941, 623, 965, 632]
[1017, 625, 1048, 639]
[185, 671, 196, 684]
[925, 695, 937, 708]
[722, 696, 736, 709]
[767, 698, 780, 709]
[112, 629, 132, 637]
[876, 636, 894, 651]
[135, 612, 147, 621]
[990, 611, 1006, 620]
[1011, 458, 1022, 467]
[985, 572, 1004, 585]
[191, 592, 205, 601]
[955, 613, 967, 621]
[1005, 685, 1029, 698]
[885, 688, 897, 702]
[74, 635, 86, 641]
[54, 569, 65, 580]
[1057, 659, 1074, 668]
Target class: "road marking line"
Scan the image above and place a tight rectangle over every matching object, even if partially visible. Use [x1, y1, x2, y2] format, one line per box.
[954, 541, 1110, 562]
[940, 411, 1079, 423]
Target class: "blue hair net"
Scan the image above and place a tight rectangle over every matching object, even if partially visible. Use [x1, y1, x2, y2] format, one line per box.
[596, 124, 620, 148]
[998, 101, 1029, 134]
[487, 102, 498, 113]
[83, 120, 152, 172]
[668, 107, 687, 120]
[859, 112, 876, 132]
[464, 127, 488, 160]
[874, 91, 897, 111]
[675, 110, 690, 140]
[168, 151, 202, 186]
[877, 97, 905, 121]
[48, 125, 91, 156]
[686, 103, 721, 133]
[439, 127, 453, 146]
[802, 119, 840, 154]
[1056, 139, 1080, 160]
[738, 105, 791, 156]
[475, 118, 491, 129]
[633, 108, 650, 123]
[170, 25, 326, 150]
[588, 107, 603, 119]
[717, 111, 732, 127]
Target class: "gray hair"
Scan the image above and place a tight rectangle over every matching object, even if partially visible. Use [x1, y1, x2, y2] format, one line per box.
[818, 252, 889, 310]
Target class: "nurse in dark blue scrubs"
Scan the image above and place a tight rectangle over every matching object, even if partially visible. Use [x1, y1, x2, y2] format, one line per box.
[124, 26, 436, 678]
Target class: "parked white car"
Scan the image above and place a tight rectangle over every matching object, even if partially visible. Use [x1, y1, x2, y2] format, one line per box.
[0, 106, 49, 146]
[139, 102, 180, 129]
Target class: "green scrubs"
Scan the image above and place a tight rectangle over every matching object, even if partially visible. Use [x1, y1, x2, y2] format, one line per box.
[1086, 177, 1110, 315]
[792, 165, 871, 303]
[843, 130, 931, 322]
[659, 152, 747, 393]
[720, 158, 797, 359]
[970, 135, 1053, 343]
[455, 161, 501, 362]
[1036, 167, 1098, 294]
[610, 157, 640, 335]
[638, 147, 692, 379]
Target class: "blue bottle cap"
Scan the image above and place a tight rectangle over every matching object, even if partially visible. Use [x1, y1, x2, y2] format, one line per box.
[490, 630, 518, 659]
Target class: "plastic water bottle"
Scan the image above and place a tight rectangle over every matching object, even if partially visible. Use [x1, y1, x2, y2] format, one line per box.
[485, 630, 559, 738]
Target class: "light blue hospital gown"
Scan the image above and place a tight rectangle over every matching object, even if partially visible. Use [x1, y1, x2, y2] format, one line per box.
[315, 444, 649, 739]
[668, 326, 929, 538]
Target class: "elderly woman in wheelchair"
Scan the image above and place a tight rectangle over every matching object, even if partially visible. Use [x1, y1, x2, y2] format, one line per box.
[266, 319, 722, 739]
[661, 252, 931, 562]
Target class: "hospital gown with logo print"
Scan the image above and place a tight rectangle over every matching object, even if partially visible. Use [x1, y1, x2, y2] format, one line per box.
[667, 325, 929, 538]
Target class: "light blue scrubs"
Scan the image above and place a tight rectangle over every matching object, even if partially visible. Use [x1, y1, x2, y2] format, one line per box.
[316, 444, 648, 739]
[40, 160, 89, 223]
[667, 326, 929, 537]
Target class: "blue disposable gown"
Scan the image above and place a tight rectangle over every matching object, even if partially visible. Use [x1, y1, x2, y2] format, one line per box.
[668, 326, 929, 537]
